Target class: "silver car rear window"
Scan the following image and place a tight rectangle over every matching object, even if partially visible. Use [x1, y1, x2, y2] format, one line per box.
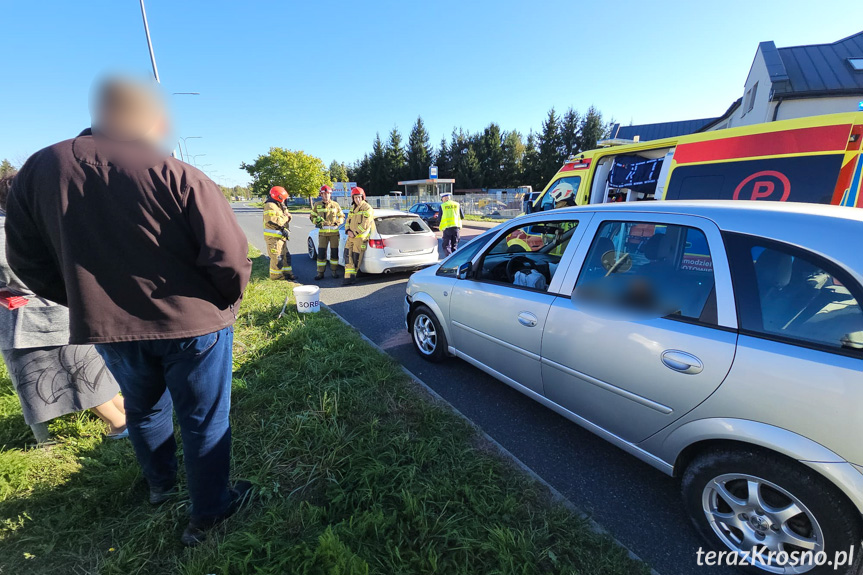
[375, 216, 431, 235]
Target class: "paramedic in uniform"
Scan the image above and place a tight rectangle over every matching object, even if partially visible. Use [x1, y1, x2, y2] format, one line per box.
[310, 185, 345, 280]
[439, 191, 463, 255]
[263, 186, 295, 281]
[343, 187, 373, 285]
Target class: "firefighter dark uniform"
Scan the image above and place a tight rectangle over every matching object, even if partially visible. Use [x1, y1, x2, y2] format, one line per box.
[343, 187, 373, 285]
[439, 193, 463, 255]
[310, 186, 345, 279]
[263, 187, 294, 281]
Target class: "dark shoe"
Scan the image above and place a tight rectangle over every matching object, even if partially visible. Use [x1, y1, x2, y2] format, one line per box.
[283, 273, 296, 281]
[331, 269, 339, 278]
[343, 277, 356, 286]
[149, 484, 178, 505]
[314, 272, 324, 280]
[180, 480, 253, 547]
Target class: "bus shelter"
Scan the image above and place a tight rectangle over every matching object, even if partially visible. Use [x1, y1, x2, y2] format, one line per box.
[396, 178, 455, 197]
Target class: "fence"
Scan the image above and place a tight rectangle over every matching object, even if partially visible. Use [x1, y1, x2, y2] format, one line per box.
[334, 193, 526, 219]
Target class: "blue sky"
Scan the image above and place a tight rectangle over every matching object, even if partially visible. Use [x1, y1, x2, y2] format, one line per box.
[2, 1, 861, 187]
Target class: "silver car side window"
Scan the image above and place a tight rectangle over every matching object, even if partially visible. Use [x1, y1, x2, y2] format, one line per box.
[746, 245, 863, 351]
[573, 221, 717, 322]
[475, 221, 580, 291]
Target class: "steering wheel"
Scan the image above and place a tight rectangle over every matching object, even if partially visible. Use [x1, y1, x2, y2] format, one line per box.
[506, 256, 536, 283]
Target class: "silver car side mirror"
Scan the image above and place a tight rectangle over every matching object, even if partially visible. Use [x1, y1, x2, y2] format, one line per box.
[457, 262, 472, 280]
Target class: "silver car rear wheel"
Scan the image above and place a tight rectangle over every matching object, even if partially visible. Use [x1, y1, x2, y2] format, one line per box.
[307, 237, 316, 259]
[703, 473, 824, 572]
[410, 305, 447, 362]
[683, 449, 862, 575]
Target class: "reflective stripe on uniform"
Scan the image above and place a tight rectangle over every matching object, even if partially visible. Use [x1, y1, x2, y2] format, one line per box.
[264, 230, 283, 237]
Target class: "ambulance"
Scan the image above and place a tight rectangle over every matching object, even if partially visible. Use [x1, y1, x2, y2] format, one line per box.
[527, 111, 863, 212]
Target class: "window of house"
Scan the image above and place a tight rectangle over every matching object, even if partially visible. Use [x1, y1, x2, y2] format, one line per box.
[848, 58, 863, 71]
[745, 82, 759, 113]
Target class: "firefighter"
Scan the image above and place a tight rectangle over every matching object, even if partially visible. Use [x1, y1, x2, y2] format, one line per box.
[343, 187, 373, 286]
[439, 191, 463, 255]
[263, 185, 295, 281]
[310, 185, 345, 280]
[550, 181, 576, 209]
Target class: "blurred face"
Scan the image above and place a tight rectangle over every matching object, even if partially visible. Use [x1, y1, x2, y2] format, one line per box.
[321, 190, 331, 201]
[353, 194, 361, 205]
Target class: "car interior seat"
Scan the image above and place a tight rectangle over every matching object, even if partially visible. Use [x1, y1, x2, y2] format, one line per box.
[753, 249, 793, 332]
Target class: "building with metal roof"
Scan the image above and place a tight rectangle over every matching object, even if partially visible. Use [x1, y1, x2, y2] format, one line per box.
[607, 118, 719, 142]
[704, 31, 863, 131]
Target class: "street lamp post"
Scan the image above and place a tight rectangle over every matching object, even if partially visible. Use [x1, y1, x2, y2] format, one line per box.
[179, 136, 201, 163]
[188, 154, 206, 167]
[138, 0, 160, 83]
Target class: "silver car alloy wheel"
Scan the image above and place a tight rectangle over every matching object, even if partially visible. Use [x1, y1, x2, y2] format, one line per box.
[702, 473, 825, 574]
[307, 237, 315, 259]
[412, 313, 437, 355]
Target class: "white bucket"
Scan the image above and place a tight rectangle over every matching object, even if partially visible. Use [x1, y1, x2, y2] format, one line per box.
[293, 285, 321, 313]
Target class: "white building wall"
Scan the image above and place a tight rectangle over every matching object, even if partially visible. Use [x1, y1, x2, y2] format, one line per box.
[735, 49, 774, 128]
[775, 97, 863, 120]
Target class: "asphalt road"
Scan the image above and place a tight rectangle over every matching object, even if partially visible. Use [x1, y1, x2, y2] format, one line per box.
[232, 202, 735, 575]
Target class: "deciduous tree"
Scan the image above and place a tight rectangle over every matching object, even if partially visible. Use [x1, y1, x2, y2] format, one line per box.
[241, 148, 329, 204]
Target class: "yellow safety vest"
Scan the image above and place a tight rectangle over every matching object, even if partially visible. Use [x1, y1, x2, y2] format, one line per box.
[440, 200, 462, 230]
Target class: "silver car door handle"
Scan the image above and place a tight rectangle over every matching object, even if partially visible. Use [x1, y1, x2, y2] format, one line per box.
[661, 350, 704, 375]
[517, 312, 538, 327]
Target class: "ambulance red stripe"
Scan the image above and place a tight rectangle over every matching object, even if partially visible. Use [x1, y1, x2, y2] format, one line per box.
[674, 124, 851, 164]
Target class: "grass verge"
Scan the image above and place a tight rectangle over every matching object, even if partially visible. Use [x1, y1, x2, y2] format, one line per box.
[0, 246, 649, 575]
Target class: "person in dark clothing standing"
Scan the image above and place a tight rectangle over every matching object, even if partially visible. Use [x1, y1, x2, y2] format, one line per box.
[5, 77, 253, 546]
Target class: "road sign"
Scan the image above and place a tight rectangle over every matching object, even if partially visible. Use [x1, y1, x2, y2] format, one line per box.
[429, 166, 438, 179]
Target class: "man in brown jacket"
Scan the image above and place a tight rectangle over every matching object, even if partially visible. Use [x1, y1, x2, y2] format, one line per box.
[5, 77, 253, 546]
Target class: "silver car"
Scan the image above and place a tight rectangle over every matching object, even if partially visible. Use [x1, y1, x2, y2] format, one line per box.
[307, 209, 438, 274]
[404, 201, 863, 575]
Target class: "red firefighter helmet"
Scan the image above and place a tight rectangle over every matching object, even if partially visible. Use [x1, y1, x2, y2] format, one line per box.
[320, 185, 333, 195]
[269, 186, 288, 202]
[351, 187, 365, 198]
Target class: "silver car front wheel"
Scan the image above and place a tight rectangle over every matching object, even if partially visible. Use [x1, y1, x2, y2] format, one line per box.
[410, 305, 447, 362]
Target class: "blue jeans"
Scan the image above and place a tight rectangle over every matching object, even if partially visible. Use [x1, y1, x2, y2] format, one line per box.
[96, 327, 234, 520]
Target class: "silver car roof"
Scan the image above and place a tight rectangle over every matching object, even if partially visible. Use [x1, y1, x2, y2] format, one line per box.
[539, 201, 863, 283]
